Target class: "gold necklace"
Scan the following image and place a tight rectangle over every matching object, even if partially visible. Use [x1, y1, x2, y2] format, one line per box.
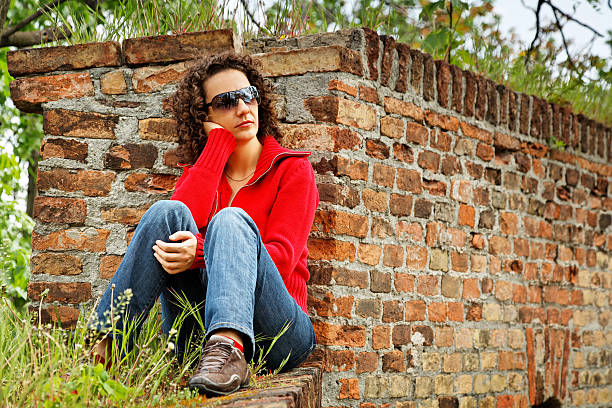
[225, 169, 255, 182]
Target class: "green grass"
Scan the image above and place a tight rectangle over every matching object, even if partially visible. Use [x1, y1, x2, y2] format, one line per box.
[0, 288, 289, 407]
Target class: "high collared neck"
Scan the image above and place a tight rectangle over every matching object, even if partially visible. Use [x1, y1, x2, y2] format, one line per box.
[248, 136, 310, 185]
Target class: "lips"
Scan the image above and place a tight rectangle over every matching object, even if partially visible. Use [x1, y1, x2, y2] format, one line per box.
[237, 120, 253, 128]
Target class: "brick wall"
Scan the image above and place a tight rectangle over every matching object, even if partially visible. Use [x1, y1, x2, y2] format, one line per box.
[8, 28, 611, 408]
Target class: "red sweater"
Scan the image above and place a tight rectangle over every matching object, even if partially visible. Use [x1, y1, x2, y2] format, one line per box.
[171, 128, 319, 312]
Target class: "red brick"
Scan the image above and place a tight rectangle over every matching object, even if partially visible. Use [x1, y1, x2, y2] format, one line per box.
[495, 281, 512, 302]
[396, 221, 423, 242]
[329, 79, 358, 97]
[384, 97, 424, 121]
[451, 251, 468, 272]
[101, 206, 149, 225]
[383, 300, 404, 322]
[447, 302, 464, 322]
[389, 194, 413, 216]
[335, 157, 369, 180]
[412, 325, 433, 346]
[312, 321, 366, 347]
[370, 269, 390, 293]
[489, 236, 510, 255]
[280, 124, 361, 152]
[99, 255, 122, 279]
[441, 155, 461, 176]
[431, 130, 452, 152]
[372, 326, 390, 349]
[40, 138, 88, 162]
[463, 279, 481, 300]
[309, 290, 353, 318]
[38, 169, 115, 197]
[362, 189, 388, 212]
[105, 143, 158, 170]
[28, 281, 91, 303]
[356, 351, 378, 373]
[366, 139, 390, 159]
[406, 122, 428, 145]
[405, 245, 427, 269]
[466, 304, 482, 321]
[459, 122, 492, 144]
[31, 253, 82, 276]
[476, 143, 494, 161]
[330, 266, 368, 288]
[458, 204, 475, 227]
[383, 245, 404, 267]
[321, 349, 355, 372]
[417, 275, 439, 296]
[393, 143, 414, 163]
[124, 173, 179, 194]
[424, 111, 459, 132]
[380, 116, 404, 139]
[10, 73, 94, 113]
[33, 196, 86, 224]
[32, 228, 109, 252]
[308, 239, 356, 262]
[337, 377, 360, 399]
[359, 85, 378, 103]
[8, 41, 121, 76]
[500, 212, 519, 235]
[494, 132, 521, 151]
[394, 273, 415, 293]
[417, 150, 440, 172]
[124, 30, 237, 65]
[139, 118, 179, 142]
[397, 169, 422, 193]
[392, 324, 412, 345]
[450, 180, 472, 203]
[306, 95, 377, 130]
[356, 298, 380, 318]
[436, 60, 451, 108]
[372, 163, 395, 187]
[34, 305, 80, 328]
[382, 350, 405, 372]
[428, 302, 446, 322]
[422, 179, 447, 196]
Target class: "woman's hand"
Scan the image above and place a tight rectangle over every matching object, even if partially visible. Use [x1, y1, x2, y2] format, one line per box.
[152, 231, 197, 274]
[203, 121, 225, 136]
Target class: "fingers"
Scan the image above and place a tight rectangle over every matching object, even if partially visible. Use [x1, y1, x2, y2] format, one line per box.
[153, 232, 197, 274]
[153, 251, 185, 274]
[169, 231, 195, 241]
[203, 121, 225, 135]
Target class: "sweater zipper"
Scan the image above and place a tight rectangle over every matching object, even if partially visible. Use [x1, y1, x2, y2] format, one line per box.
[227, 152, 303, 207]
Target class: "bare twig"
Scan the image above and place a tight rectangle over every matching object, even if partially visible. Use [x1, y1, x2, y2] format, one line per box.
[526, 0, 543, 60]
[545, 0, 603, 37]
[239, 0, 263, 31]
[444, 0, 453, 63]
[550, 5, 576, 70]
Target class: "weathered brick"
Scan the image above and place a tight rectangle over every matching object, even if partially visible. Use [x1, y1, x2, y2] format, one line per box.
[34, 305, 80, 327]
[308, 238, 356, 262]
[306, 96, 376, 130]
[382, 350, 405, 372]
[418, 150, 441, 172]
[10, 73, 94, 113]
[139, 118, 179, 142]
[32, 228, 109, 252]
[372, 163, 395, 187]
[383, 300, 404, 322]
[393, 143, 414, 164]
[101, 206, 149, 225]
[406, 122, 428, 145]
[359, 85, 378, 103]
[33, 196, 86, 224]
[100, 70, 127, 95]
[8, 41, 121, 76]
[124, 173, 179, 194]
[380, 116, 404, 139]
[366, 139, 390, 159]
[384, 97, 424, 121]
[312, 320, 366, 347]
[132, 61, 191, 93]
[425, 111, 459, 132]
[389, 193, 413, 216]
[328, 79, 357, 97]
[362, 188, 388, 212]
[31, 253, 82, 276]
[337, 377, 360, 399]
[28, 281, 91, 303]
[105, 143, 158, 170]
[44, 109, 118, 139]
[99, 255, 122, 279]
[358, 243, 381, 266]
[259, 45, 363, 77]
[40, 138, 88, 162]
[124, 29, 238, 65]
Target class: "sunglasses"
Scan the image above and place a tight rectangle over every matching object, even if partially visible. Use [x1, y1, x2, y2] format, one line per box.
[204, 85, 260, 111]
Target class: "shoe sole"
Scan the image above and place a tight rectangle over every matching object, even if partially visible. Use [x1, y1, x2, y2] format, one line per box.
[188, 376, 246, 396]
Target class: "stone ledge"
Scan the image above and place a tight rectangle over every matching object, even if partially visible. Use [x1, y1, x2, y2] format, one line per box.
[7, 41, 121, 77]
[190, 363, 322, 408]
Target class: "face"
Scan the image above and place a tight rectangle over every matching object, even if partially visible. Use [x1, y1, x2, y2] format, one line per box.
[203, 69, 259, 143]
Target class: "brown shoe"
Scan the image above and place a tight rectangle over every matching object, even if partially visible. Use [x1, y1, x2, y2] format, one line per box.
[188, 335, 250, 395]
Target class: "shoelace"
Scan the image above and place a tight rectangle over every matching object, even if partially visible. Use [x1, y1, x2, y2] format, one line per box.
[197, 341, 233, 372]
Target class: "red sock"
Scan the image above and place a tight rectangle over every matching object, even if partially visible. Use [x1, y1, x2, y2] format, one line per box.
[218, 334, 244, 353]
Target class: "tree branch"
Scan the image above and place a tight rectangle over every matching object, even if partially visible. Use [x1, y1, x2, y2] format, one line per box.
[239, 0, 263, 31]
[544, 0, 603, 37]
[0, 0, 70, 40]
[550, 6, 576, 70]
[526, 0, 543, 60]
[0, 24, 70, 48]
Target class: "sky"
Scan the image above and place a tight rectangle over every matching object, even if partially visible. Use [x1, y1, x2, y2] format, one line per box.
[493, 0, 611, 59]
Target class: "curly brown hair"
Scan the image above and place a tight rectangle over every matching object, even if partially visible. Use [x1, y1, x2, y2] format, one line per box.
[168, 51, 280, 164]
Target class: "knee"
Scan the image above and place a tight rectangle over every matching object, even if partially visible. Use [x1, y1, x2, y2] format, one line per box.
[143, 200, 191, 223]
[209, 207, 250, 227]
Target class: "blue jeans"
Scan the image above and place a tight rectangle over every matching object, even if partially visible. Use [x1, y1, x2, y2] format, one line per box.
[95, 200, 316, 370]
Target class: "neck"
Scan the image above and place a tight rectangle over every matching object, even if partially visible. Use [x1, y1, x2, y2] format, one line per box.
[226, 137, 263, 178]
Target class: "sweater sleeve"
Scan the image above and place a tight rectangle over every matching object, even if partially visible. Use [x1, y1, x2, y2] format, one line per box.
[262, 158, 319, 282]
[171, 128, 236, 229]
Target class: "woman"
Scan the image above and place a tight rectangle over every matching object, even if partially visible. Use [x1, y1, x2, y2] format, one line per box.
[93, 52, 318, 396]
